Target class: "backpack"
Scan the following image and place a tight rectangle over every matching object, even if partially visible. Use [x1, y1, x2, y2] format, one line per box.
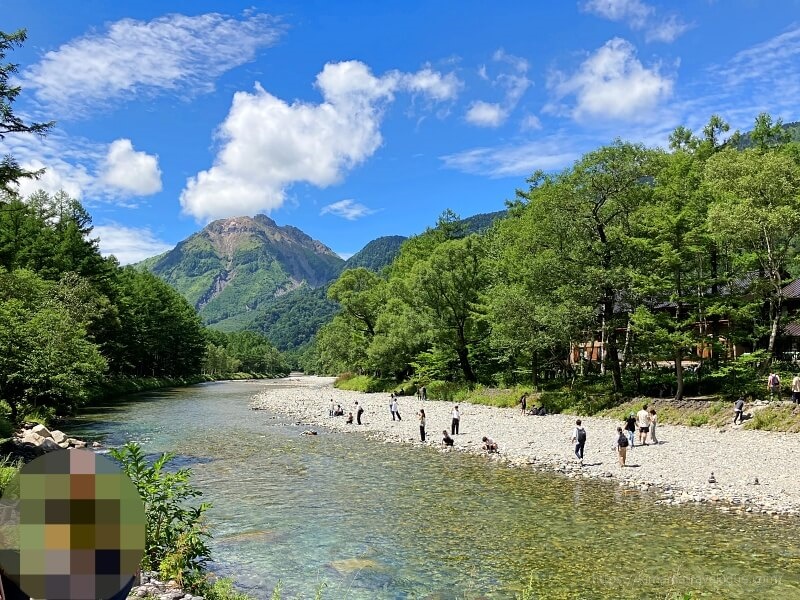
[618, 434, 629, 448]
[576, 427, 586, 443]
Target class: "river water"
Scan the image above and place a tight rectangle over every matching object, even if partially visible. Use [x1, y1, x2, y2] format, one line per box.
[68, 380, 800, 599]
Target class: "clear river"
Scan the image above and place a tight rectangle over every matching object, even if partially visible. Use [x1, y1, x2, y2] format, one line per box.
[67, 380, 800, 599]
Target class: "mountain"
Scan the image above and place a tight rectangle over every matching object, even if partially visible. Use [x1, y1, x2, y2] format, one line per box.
[140, 214, 344, 326]
[342, 235, 407, 272]
[141, 209, 508, 350]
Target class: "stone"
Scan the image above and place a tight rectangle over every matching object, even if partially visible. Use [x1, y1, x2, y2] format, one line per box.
[135, 588, 148, 597]
[31, 424, 53, 438]
[74, 440, 88, 448]
[50, 430, 68, 444]
[40, 438, 61, 452]
[92, 441, 101, 448]
[21, 431, 45, 446]
[57, 440, 70, 449]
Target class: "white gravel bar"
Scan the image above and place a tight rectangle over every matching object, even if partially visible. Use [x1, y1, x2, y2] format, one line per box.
[251, 376, 800, 517]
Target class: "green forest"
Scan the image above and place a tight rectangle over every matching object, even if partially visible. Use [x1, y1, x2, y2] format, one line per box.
[309, 113, 800, 407]
[0, 31, 287, 434]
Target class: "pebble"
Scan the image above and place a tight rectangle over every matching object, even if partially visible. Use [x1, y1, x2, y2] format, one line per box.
[250, 377, 800, 518]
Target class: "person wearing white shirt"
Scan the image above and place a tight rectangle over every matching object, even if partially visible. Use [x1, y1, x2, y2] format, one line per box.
[636, 404, 651, 446]
[451, 405, 460, 435]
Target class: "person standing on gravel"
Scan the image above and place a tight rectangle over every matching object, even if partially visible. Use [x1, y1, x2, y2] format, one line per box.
[451, 405, 460, 435]
[520, 392, 528, 414]
[572, 419, 587, 462]
[767, 372, 781, 401]
[636, 404, 651, 446]
[418, 408, 426, 441]
[624, 413, 636, 447]
[792, 374, 800, 404]
[391, 395, 401, 421]
[733, 396, 745, 424]
[648, 408, 659, 444]
[355, 401, 364, 425]
[613, 426, 628, 466]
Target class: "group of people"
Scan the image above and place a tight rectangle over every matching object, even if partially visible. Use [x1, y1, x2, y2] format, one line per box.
[568, 404, 659, 468]
[519, 393, 547, 416]
[766, 371, 800, 404]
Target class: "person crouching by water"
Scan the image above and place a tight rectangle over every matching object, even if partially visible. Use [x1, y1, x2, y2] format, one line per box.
[418, 408, 426, 441]
[482, 436, 498, 453]
[346, 412, 354, 424]
[614, 426, 628, 466]
[442, 430, 454, 449]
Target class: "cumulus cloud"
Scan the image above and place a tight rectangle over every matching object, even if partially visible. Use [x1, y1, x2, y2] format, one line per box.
[465, 49, 532, 128]
[546, 38, 673, 122]
[320, 199, 375, 220]
[180, 60, 461, 221]
[93, 223, 173, 265]
[441, 137, 579, 178]
[581, 0, 691, 43]
[21, 12, 283, 117]
[99, 139, 162, 196]
[466, 101, 506, 127]
[6, 132, 161, 203]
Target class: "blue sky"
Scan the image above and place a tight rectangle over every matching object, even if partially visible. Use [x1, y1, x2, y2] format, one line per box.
[3, 0, 800, 262]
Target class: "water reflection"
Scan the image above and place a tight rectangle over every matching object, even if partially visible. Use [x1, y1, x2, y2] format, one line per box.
[69, 381, 800, 599]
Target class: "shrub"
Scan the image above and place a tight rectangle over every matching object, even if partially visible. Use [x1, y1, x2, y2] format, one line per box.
[109, 442, 211, 590]
[0, 415, 14, 440]
[0, 455, 20, 495]
[203, 577, 254, 600]
[687, 414, 709, 427]
[425, 380, 463, 401]
[333, 374, 394, 392]
[23, 406, 56, 427]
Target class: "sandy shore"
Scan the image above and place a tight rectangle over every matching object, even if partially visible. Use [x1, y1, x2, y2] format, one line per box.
[251, 376, 800, 517]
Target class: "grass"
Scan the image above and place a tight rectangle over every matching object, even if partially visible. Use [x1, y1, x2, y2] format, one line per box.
[334, 373, 397, 393]
[0, 454, 20, 495]
[595, 398, 732, 428]
[745, 404, 800, 432]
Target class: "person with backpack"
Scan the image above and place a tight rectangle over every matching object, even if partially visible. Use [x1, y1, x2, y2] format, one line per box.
[624, 413, 636, 447]
[767, 372, 781, 401]
[572, 419, 587, 462]
[614, 426, 629, 466]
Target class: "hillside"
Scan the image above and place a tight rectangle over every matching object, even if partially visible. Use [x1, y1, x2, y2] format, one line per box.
[342, 235, 407, 272]
[141, 215, 344, 326]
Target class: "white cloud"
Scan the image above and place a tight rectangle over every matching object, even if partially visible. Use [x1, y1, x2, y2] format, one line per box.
[441, 137, 579, 178]
[93, 224, 173, 265]
[646, 15, 692, 43]
[100, 139, 162, 196]
[546, 38, 673, 121]
[401, 68, 462, 101]
[466, 101, 506, 127]
[180, 60, 461, 221]
[21, 12, 283, 117]
[581, 0, 691, 43]
[582, 0, 653, 28]
[320, 199, 375, 220]
[521, 115, 543, 130]
[4, 132, 161, 203]
[464, 49, 532, 128]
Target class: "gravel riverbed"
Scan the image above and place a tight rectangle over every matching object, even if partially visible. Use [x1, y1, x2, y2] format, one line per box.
[251, 376, 800, 517]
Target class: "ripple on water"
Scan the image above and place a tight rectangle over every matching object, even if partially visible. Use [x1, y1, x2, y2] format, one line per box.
[69, 381, 800, 599]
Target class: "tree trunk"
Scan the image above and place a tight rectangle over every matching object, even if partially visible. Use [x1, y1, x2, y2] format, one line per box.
[674, 348, 684, 401]
[603, 296, 622, 392]
[767, 296, 782, 359]
[456, 343, 476, 383]
[531, 349, 539, 387]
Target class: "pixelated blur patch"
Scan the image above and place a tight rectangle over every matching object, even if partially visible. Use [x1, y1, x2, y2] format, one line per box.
[0, 449, 145, 600]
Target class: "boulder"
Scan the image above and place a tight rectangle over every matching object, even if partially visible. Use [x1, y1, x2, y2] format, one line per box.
[21, 431, 45, 446]
[50, 430, 67, 444]
[40, 438, 61, 452]
[57, 440, 70, 449]
[73, 440, 88, 449]
[31, 424, 52, 438]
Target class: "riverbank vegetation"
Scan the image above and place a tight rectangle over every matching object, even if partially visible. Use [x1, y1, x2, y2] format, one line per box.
[313, 113, 800, 410]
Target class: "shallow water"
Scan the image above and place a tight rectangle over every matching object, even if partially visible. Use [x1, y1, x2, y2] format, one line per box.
[68, 380, 800, 599]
